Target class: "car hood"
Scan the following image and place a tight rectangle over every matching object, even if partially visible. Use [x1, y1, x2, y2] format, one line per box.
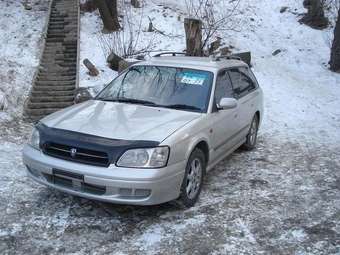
[41, 100, 201, 142]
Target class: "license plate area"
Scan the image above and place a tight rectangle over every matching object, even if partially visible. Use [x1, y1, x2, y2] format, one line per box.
[49, 169, 106, 195]
[52, 168, 84, 181]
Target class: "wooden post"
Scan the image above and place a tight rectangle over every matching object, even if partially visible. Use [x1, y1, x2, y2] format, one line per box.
[184, 18, 203, 56]
[83, 59, 100, 76]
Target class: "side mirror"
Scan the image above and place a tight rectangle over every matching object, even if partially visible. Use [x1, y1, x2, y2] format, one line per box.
[218, 98, 237, 110]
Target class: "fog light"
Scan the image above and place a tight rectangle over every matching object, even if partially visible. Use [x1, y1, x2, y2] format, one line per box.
[27, 166, 41, 179]
[134, 189, 151, 197]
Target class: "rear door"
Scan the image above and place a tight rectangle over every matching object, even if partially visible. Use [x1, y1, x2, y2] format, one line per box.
[227, 67, 258, 139]
[210, 70, 240, 163]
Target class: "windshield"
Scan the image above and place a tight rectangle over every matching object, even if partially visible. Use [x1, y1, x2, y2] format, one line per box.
[96, 65, 214, 113]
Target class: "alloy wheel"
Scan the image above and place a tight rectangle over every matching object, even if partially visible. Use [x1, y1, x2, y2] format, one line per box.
[186, 158, 202, 199]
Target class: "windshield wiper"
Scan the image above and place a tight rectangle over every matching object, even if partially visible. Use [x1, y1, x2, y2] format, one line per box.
[160, 104, 202, 112]
[97, 97, 156, 106]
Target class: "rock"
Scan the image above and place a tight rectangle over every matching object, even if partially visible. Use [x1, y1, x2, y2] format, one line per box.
[280, 6, 288, 13]
[272, 49, 282, 56]
[74, 88, 93, 104]
[107, 52, 124, 71]
[23, 3, 32, 10]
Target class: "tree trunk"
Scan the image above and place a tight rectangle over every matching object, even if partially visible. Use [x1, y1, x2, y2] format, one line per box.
[300, 0, 328, 29]
[131, 0, 140, 8]
[80, 0, 97, 12]
[184, 18, 203, 56]
[330, 8, 340, 72]
[95, 0, 120, 31]
[106, 0, 120, 29]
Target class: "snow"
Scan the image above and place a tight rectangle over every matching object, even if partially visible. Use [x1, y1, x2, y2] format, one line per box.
[0, 0, 340, 254]
[0, 0, 49, 121]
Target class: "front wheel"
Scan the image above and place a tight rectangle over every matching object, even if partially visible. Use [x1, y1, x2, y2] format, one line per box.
[177, 148, 205, 208]
[242, 114, 259, 150]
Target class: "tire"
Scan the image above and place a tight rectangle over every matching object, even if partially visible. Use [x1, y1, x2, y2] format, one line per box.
[242, 114, 259, 150]
[177, 148, 206, 208]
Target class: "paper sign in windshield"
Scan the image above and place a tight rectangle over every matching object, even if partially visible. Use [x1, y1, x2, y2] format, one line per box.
[180, 73, 207, 86]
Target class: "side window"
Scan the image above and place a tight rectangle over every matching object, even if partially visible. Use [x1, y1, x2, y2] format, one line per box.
[214, 70, 234, 104]
[228, 68, 256, 98]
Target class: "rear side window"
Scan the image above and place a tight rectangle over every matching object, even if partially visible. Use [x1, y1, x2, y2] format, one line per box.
[241, 67, 259, 87]
[228, 68, 256, 98]
[214, 70, 234, 103]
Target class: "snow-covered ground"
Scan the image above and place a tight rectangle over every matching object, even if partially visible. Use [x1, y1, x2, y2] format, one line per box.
[0, 0, 340, 254]
[0, 0, 49, 121]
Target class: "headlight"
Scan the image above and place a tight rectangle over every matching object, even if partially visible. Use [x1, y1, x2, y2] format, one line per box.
[116, 147, 170, 168]
[29, 127, 40, 150]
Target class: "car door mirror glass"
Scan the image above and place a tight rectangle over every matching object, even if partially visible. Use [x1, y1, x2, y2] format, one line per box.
[218, 98, 237, 110]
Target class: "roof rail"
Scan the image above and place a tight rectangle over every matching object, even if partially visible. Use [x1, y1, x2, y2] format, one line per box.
[153, 52, 186, 57]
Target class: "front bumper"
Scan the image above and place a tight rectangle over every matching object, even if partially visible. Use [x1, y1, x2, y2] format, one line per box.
[22, 145, 186, 205]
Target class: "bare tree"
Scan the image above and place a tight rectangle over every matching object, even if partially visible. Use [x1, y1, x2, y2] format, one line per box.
[330, 7, 340, 72]
[184, 0, 242, 55]
[98, 0, 156, 59]
[300, 0, 329, 29]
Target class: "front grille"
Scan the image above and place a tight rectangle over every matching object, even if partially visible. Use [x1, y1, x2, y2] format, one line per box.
[43, 142, 109, 167]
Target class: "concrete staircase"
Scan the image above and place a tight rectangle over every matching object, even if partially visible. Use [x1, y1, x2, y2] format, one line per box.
[25, 0, 79, 121]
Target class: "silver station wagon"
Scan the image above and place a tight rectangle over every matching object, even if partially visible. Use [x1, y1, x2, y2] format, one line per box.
[23, 54, 263, 207]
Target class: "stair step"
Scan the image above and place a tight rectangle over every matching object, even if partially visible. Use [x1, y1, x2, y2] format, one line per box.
[37, 72, 77, 77]
[38, 69, 76, 74]
[26, 108, 63, 116]
[35, 80, 75, 86]
[30, 95, 74, 103]
[37, 75, 76, 81]
[43, 49, 77, 54]
[31, 90, 75, 97]
[33, 85, 75, 91]
[40, 60, 76, 65]
[27, 101, 74, 109]
[39, 66, 77, 71]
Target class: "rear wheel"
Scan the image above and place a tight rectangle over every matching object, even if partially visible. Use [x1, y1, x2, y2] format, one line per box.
[177, 148, 205, 207]
[242, 114, 259, 150]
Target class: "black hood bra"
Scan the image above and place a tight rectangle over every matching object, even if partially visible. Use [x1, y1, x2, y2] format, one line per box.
[36, 122, 160, 167]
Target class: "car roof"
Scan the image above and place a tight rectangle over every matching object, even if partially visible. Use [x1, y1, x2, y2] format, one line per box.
[134, 56, 248, 72]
